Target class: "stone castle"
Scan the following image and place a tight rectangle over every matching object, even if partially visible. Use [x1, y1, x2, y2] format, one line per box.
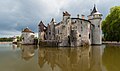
[38, 5, 102, 46]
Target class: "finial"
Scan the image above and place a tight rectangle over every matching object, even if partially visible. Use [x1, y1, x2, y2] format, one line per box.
[94, 4, 96, 7]
[94, 4, 98, 11]
[90, 4, 98, 15]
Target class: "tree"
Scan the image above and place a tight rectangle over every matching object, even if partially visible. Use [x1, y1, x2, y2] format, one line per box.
[16, 36, 22, 42]
[102, 6, 120, 42]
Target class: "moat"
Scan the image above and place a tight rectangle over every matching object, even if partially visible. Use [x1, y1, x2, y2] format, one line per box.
[0, 42, 120, 71]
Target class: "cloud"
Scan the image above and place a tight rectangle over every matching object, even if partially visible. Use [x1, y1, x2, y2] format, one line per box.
[0, 0, 119, 37]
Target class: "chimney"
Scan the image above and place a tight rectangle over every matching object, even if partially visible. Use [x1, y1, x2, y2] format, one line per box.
[81, 14, 85, 19]
[77, 14, 80, 18]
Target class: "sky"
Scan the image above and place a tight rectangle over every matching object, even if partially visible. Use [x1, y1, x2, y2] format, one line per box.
[0, 0, 120, 37]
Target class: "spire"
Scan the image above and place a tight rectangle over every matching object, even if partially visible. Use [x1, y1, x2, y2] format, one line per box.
[90, 4, 98, 15]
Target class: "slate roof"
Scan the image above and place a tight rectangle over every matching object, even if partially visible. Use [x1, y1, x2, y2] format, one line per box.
[90, 4, 98, 15]
[38, 21, 47, 32]
[71, 18, 91, 23]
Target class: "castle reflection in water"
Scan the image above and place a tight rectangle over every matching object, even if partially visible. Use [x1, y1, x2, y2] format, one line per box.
[14, 44, 105, 71]
[38, 46, 104, 71]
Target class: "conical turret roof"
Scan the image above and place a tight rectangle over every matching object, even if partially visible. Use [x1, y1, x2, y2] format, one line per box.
[90, 4, 98, 15]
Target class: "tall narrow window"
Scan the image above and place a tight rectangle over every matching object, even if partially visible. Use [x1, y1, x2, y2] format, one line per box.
[89, 34, 90, 39]
[81, 27, 83, 31]
[58, 30, 59, 34]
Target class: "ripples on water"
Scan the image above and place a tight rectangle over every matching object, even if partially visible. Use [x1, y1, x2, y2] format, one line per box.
[0, 42, 120, 71]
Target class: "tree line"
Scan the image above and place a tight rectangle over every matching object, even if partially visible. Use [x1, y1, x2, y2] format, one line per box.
[0, 37, 13, 42]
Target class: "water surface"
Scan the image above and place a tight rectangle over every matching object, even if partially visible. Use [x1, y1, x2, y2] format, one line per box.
[0, 42, 120, 71]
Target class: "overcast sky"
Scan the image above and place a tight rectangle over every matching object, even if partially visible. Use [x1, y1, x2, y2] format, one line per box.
[0, 0, 119, 37]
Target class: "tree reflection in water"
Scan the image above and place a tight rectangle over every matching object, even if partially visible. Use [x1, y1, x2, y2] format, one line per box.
[38, 46, 104, 71]
[102, 45, 120, 71]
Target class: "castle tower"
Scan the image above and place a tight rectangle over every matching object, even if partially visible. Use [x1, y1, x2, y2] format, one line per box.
[89, 5, 102, 45]
[38, 21, 47, 41]
[49, 18, 56, 40]
[63, 11, 71, 24]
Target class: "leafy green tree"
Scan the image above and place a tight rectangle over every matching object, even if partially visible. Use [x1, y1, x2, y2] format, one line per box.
[16, 36, 22, 42]
[102, 6, 120, 42]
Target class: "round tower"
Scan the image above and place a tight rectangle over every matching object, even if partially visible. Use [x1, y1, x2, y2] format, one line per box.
[89, 5, 102, 45]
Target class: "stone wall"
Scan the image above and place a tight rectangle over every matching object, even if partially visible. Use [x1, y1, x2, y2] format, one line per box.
[22, 32, 34, 44]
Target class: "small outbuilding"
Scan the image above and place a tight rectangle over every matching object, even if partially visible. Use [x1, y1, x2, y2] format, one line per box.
[21, 27, 35, 45]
